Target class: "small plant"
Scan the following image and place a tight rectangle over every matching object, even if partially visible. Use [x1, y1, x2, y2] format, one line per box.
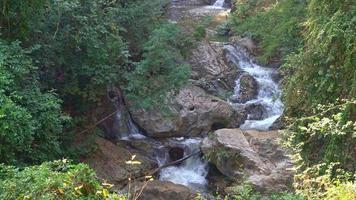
[194, 24, 206, 40]
[215, 22, 231, 36]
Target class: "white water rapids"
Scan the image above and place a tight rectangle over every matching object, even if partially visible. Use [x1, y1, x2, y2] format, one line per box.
[213, 0, 225, 8]
[156, 44, 284, 191]
[158, 138, 208, 191]
[225, 44, 284, 130]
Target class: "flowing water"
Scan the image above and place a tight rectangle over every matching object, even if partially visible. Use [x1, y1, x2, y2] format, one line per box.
[213, 0, 225, 8]
[224, 44, 284, 130]
[116, 0, 284, 193]
[158, 138, 208, 191]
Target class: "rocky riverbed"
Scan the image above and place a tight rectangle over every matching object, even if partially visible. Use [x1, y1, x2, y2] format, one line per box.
[83, 0, 293, 199]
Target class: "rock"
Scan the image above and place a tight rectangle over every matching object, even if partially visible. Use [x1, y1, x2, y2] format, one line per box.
[201, 129, 294, 192]
[83, 137, 157, 185]
[230, 37, 257, 55]
[269, 116, 285, 130]
[189, 41, 239, 97]
[136, 181, 197, 200]
[131, 85, 246, 138]
[207, 164, 235, 195]
[97, 86, 135, 140]
[124, 138, 161, 156]
[244, 103, 268, 120]
[168, 147, 185, 162]
[229, 73, 258, 103]
[271, 70, 282, 82]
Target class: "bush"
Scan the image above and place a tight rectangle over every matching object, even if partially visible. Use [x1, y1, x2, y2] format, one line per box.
[0, 160, 125, 200]
[0, 40, 68, 165]
[285, 100, 356, 199]
[285, 100, 356, 170]
[283, 0, 355, 116]
[228, 184, 304, 200]
[231, 0, 306, 64]
[125, 23, 191, 109]
[293, 163, 355, 200]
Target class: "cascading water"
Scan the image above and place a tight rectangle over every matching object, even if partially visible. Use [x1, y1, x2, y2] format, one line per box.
[118, 113, 146, 140]
[213, 0, 225, 8]
[224, 44, 284, 130]
[157, 138, 208, 191]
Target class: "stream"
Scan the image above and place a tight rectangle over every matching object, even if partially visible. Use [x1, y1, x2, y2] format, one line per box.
[114, 0, 284, 195]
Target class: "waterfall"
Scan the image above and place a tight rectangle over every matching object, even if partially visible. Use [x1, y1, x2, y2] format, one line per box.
[224, 44, 284, 130]
[107, 86, 146, 140]
[157, 138, 208, 191]
[213, 0, 225, 8]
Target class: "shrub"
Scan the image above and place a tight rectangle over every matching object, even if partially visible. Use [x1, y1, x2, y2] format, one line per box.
[125, 23, 191, 109]
[0, 40, 68, 165]
[283, 0, 355, 115]
[231, 0, 306, 64]
[0, 160, 125, 200]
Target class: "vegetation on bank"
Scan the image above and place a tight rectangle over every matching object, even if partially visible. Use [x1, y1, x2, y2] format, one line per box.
[0, 160, 125, 199]
[230, 0, 355, 199]
[0, 0, 191, 198]
[0, 0, 192, 166]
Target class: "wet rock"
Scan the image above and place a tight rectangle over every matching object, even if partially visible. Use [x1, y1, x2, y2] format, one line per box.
[190, 41, 239, 97]
[230, 37, 257, 55]
[269, 116, 285, 130]
[244, 103, 268, 120]
[97, 86, 136, 140]
[131, 85, 246, 138]
[168, 147, 185, 162]
[201, 129, 294, 192]
[229, 73, 258, 103]
[137, 181, 197, 200]
[271, 70, 282, 82]
[124, 139, 160, 156]
[83, 137, 157, 185]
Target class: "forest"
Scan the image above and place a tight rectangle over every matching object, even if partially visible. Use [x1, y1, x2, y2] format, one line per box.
[0, 0, 355, 199]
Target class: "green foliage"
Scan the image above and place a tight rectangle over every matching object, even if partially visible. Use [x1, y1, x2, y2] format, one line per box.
[325, 181, 356, 200]
[194, 25, 207, 40]
[286, 100, 356, 171]
[231, 0, 306, 64]
[283, 0, 356, 115]
[125, 23, 191, 109]
[0, 160, 125, 200]
[293, 163, 355, 200]
[193, 16, 213, 40]
[31, 0, 128, 110]
[215, 22, 231, 37]
[114, 0, 169, 55]
[228, 184, 304, 200]
[0, 40, 68, 165]
[285, 100, 356, 199]
[0, 0, 47, 39]
[0, 0, 192, 164]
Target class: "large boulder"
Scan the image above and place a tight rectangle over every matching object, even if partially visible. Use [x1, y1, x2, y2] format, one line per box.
[229, 37, 258, 55]
[83, 138, 157, 185]
[201, 129, 294, 192]
[131, 85, 246, 138]
[136, 181, 197, 200]
[244, 103, 268, 120]
[189, 41, 239, 98]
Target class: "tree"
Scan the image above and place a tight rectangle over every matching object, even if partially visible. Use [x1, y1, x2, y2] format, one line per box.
[125, 23, 191, 109]
[0, 40, 67, 165]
